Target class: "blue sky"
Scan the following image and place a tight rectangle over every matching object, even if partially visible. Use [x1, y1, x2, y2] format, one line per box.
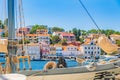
[0, 0, 120, 31]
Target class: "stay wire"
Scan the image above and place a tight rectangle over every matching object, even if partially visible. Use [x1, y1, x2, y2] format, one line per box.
[78, 0, 101, 33]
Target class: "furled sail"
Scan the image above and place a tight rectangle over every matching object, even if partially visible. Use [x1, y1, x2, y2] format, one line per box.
[0, 39, 8, 54]
[97, 35, 118, 54]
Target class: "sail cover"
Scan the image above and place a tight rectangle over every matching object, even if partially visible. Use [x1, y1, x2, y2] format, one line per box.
[0, 39, 8, 54]
[97, 35, 118, 54]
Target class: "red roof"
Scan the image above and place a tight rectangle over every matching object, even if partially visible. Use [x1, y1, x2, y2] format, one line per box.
[60, 32, 75, 36]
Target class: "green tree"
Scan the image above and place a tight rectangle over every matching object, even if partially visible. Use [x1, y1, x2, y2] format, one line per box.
[30, 25, 47, 34]
[51, 35, 60, 44]
[61, 39, 67, 45]
[116, 40, 120, 46]
[52, 27, 64, 32]
[88, 29, 98, 34]
[0, 20, 4, 29]
[19, 39, 30, 44]
[72, 28, 78, 40]
[105, 29, 115, 36]
[4, 18, 8, 27]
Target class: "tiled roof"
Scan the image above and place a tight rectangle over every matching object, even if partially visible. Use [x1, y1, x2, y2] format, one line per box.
[16, 34, 50, 37]
[84, 38, 92, 44]
[60, 32, 75, 36]
[19, 28, 29, 31]
[54, 44, 62, 47]
[54, 32, 75, 36]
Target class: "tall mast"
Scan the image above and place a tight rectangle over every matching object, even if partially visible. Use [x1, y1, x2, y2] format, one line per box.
[8, 0, 15, 39]
[8, 0, 16, 73]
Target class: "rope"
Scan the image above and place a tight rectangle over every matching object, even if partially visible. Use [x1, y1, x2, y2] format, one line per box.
[18, 0, 25, 55]
[78, 0, 101, 33]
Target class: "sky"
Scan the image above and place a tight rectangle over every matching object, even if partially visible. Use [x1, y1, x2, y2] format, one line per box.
[0, 0, 120, 31]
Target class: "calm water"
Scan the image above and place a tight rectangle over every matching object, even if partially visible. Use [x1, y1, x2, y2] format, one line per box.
[0, 56, 116, 70]
[19, 60, 78, 70]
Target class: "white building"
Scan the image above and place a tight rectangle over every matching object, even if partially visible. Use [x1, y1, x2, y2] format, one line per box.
[24, 43, 40, 60]
[54, 44, 63, 57]
[37, 34, 50, 45]
[80, 40, 101, 59]
[62, 45, 81, 57]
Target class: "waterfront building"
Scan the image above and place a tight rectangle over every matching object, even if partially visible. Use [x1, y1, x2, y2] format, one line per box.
[54, 44, 63, 57]
[62, 44, 81, 57]
[24, 43, 40, 60]
[40, 42, 50, 58]
[80, 38, 101, 59]
[49, 45, 56, 56]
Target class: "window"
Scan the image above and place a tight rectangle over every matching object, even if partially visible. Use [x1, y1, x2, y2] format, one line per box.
[91, 47, 93, 49]
[91, 51, 93, 55]
[85, 51, 87, 54]
[94, 47, 96, 49]
[88, 47, 90, 49]
[98, 52, 99, 54]
[85, 47, 87, 49]
[98, 47, 99, 49]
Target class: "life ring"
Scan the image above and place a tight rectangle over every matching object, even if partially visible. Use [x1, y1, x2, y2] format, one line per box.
[44, 61, 57, 70]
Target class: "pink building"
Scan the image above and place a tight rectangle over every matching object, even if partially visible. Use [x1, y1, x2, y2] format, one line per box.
[53, 32, 76, 41]
[17, 27, 30, 35]
[40, 42, 50, 58]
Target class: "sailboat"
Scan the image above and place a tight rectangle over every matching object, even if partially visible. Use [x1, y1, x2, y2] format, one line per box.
[0, 0, 120, 80]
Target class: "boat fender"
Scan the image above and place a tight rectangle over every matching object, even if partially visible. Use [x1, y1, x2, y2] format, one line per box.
[44, 61, 57, 70]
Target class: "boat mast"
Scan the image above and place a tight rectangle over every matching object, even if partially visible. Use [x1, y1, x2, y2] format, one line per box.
[8, 0, 15, 39]
[8, 0, 16, 73]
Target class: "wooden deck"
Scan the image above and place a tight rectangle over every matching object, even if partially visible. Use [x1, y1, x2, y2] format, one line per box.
[27, 67, 120, 80]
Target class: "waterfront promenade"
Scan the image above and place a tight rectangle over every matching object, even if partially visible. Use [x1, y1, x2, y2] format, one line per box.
[27, 67, 120, 80]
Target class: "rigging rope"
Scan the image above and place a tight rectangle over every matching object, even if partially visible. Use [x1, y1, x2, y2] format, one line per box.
[78, 0, 101, 33]
[78, 0, 118, 54]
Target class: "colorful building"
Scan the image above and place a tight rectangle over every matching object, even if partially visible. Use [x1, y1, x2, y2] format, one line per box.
[40, 42, 50, 58]
[36, 29, 48, 34]
[17, 27, 30, 35]
[49, 45, 56, 56]
[62, 44, 81, 57]
[37, 34, 50, 44]
[52, 32, 76, 41]
[54, 44, 63, 57]
[80, 39, 101, 59]
[24, 43, 40, 60]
